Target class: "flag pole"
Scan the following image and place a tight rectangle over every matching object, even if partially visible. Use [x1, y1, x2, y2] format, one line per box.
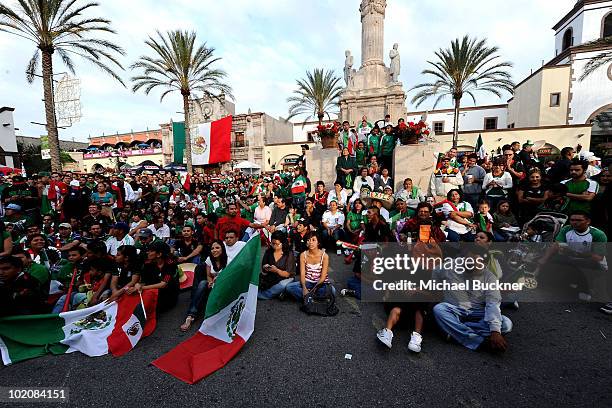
[139, 291, 148, 320]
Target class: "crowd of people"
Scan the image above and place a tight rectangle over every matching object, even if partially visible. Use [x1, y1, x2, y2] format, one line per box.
[0, 118, 610, 356]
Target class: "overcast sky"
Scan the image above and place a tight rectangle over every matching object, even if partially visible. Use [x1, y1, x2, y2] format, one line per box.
[0, 0, 576, 142]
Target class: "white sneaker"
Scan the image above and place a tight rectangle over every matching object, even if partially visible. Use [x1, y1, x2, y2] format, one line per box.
[408, 331, 422, 353]
[376, 328, 393, 349]
[336, 249, 342, 255]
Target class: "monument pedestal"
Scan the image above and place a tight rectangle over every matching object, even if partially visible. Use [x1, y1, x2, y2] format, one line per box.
[339, 82, 406, 125]
[392, 143, 440, 194]
[305, 147, 340, 187]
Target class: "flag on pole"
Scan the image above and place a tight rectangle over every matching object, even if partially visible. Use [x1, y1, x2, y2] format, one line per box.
[0, 290, 157, 365]
[152, 237, 261, 384]
[475, 134, 486, 159]
[191, 116, 232, 166]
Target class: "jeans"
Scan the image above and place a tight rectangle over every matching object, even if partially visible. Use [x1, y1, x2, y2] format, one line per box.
[52, 292, 89, 313]
[322, 227, 345, 249]
[346, 276, 362, 299]
[186, 265, 210, 318]
[286, 281, 336, 300]
[446, 229, 475, 242]
[433, 302, 513, 350]
[258, 278, 293, 300]
[292, 196, 306, 214]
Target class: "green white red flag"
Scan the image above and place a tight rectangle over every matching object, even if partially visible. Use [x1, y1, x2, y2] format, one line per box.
[0, 290, 158, 365]
[152, 237, 261, 384]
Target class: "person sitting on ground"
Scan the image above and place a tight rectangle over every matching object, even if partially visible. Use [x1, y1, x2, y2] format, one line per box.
[394, 178, 424, 217]
[321, 200, 345, 253]
[181, 239, 228, 331]
[345, 199, 366, 245]
[327, 181, 348, 210]
[172, 224, 203, 264]
[128, 241, 179, 312]
[0, 255, 46, 317]
[350, 167, 374, 204]
[432, 245, 512, 352]
[147, 215, 171, 241]
[105, 222, 135, 256]
[374, 168, 393, 192]
[266, 197, 290, 234]
[286, 231, 334, 300]
[107, 245, 141, 303]
[291, 219, 310, 258]
[215, 202, 263, 241]
[259, 231, 296, 300]
[301, 197, 320, 230]
[223, 229, 246, 263]
[492, 200, 519, 242]
[400, 202, 446, 244]
[312, 181, 329, 216]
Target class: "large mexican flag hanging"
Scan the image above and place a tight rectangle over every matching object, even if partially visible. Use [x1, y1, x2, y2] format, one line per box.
[153, 237, 260, 384]
[0, 290, 158, 365]
[191, 115, 232, 166]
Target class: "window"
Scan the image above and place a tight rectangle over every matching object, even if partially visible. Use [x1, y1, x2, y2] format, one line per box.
[603, 13, 612, 38]
[562, 28, 573, 51]
[507, 123, 515, 129]
[550, 93, 561, 107]
[484, 117, 498, 130]
[432, 121, 444, 133]
[234, 132, 245, 147]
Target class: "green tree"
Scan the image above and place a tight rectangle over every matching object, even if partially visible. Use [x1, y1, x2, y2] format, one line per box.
[0, 0, 126, 172]
[411, 36, 515, 147]
[130, 30, 233, 174]
[579, 37, 612, 81]
[286, 68, 343, 126]
[18, 141, 75, 174]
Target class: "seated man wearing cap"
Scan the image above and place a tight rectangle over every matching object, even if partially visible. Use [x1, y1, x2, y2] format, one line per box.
[105, 222, 135, 256]
[50, 223, 82, 258]
[1, 175, 39, 212]
[2, 203, 33, 230]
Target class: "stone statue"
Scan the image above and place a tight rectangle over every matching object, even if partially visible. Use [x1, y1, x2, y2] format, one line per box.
[389, 43, 400, 83]
[360, 0, 387, 17]
[344, 50, 354, 87]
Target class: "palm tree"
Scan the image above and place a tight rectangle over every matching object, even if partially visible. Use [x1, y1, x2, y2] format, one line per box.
[579, 37, 612, 81]
[411, 35, 515, 147]
[286, 68, 343, 126]
[0, 0, 125, 172]
[130, 30, 232, 173]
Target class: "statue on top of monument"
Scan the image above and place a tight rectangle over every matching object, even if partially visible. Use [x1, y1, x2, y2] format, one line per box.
[389, 43, 400, 83]
[344, 50, 355, 87]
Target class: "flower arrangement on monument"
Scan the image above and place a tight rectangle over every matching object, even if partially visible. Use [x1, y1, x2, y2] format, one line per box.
[316, 121, 341, 149]
[397, 120, 431, 145]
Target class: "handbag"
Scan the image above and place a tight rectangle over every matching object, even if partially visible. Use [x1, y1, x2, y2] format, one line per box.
[300, 283, 339, 317]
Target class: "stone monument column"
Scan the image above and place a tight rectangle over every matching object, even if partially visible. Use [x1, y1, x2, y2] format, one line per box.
[360, 0, 386, 67]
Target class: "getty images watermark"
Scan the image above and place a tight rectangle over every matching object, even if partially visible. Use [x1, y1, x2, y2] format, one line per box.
[358, 243, 611, 303]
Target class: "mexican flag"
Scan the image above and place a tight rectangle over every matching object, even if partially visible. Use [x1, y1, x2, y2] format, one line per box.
[153, 237, 260, 384]
[0, 290, 157, 365]
[475, 134, 486, 159]
[191, 115, 232, 166]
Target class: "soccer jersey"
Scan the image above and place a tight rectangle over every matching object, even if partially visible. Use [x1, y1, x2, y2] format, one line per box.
[556, 225, 607, 268]
[560, 178, 598, 214]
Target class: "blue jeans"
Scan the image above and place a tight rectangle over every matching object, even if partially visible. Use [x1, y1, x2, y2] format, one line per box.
[446, 229, 475, 242]
[286, 281, 336, 300]
[258, 278, 293, 300]
[186, 266, 210, 317]
[433, 302, 513, 350]
[52, 292, 89, 314]
[346, 276, 361, 299]
[322, 228, 345, 249]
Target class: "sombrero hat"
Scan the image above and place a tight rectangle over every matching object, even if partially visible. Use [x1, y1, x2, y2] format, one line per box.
[361, 191, 395, 210]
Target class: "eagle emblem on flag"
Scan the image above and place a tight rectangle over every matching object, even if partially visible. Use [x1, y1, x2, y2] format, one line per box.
[70, 310, 112, 334]
[226, 296, 246, 340]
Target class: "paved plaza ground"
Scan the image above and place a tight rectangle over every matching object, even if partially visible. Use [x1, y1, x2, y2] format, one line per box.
[2, 257, 611, 408]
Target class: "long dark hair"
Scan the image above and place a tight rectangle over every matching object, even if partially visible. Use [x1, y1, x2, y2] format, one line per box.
[209, 239, 228, 272]
[117, 245, 139, 271]
[270, 230, 290, 254]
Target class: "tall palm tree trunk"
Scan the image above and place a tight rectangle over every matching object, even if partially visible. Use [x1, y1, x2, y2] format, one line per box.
[317, 112, 324, 126]
[452, 97, 461, 148]
[182, 93, 193, 173]
[41, 49, 62, 172]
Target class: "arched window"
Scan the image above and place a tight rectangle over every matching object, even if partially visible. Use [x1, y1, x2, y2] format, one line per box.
[562, 28, 573, 51]
[603, 13, 612, 38]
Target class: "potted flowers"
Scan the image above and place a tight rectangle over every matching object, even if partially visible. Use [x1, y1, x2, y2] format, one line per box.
[316, 121, 340, 149]
[397, 120, 431, 145]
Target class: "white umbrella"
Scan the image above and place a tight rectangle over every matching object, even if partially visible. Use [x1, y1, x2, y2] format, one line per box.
[234, 160, 261, 170]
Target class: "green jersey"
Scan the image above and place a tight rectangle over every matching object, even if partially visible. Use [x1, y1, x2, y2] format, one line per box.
[561, 178, 598, 214]
[380, 133, 396, 156]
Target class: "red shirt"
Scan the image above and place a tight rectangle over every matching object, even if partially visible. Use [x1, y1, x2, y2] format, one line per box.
[201, 225, 215, 246]
[215, 215, 251, 239]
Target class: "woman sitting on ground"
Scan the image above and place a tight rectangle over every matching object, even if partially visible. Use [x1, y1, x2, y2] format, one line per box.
[258, 231, 296, 300]
[286, 231, 335, 300]
[180, 239, 228, 331]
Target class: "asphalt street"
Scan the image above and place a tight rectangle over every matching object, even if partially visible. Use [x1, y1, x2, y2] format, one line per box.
[1, 256, 611, 408]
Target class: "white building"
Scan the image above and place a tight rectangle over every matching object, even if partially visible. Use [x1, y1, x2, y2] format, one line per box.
[406, 104, 508, 134]
[0, 107, 19, 168]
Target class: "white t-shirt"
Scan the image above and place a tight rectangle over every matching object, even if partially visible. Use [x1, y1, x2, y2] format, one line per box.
[322, 210, 345, 228]
[205, 256, 224, 278]
[441, 201, 474, 235]
[225, 241, 247, 263]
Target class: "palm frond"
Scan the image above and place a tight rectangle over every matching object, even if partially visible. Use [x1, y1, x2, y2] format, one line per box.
[286, 68, 343, 122]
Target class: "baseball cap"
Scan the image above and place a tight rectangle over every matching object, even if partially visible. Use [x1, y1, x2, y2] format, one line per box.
[59, 223, 72, 229]
[69, 180, 80, 187]
[525, 140, 534, 146]
[6, 203, 22, 211]
[112, 222, 130, 232]
[136, 228, 153, 238]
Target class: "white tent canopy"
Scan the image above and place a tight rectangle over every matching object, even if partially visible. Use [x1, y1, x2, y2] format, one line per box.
[234, 160, 261, 174]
